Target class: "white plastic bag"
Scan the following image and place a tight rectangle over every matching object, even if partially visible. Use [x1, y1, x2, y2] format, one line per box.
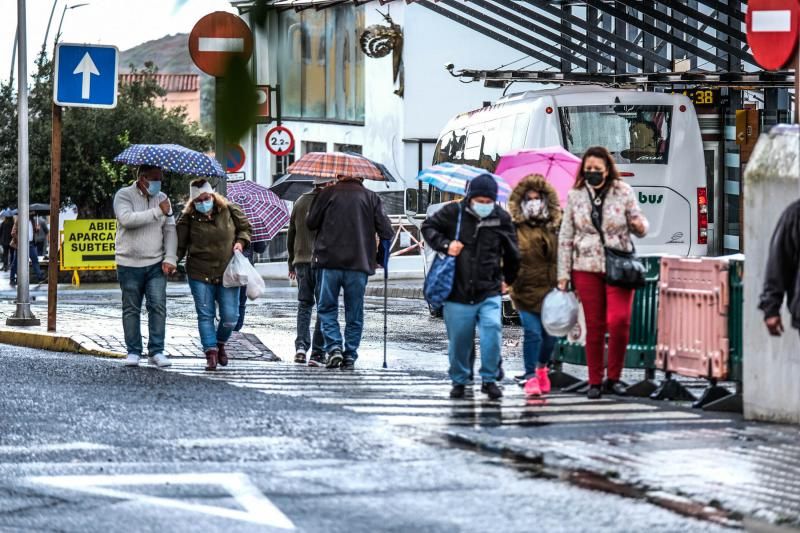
[223, 251, 265, 300]
[222, 251, 250, 288]
[541, 289, 579, 337]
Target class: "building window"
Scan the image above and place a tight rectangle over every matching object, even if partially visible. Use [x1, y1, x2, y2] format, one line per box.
[303, 141, 327, 154]
[277, 5, 365, 122]
[334, 143, 362, 155]
[274, 152, 295, 177]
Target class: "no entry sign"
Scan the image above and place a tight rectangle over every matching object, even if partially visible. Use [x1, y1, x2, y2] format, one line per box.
[746, 0, 800, 70]
[266, 126, 295, 157]
[189, 12, 253, 77]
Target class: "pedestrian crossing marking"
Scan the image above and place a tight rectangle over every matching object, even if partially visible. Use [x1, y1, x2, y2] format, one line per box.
[161, 360, 726, 430]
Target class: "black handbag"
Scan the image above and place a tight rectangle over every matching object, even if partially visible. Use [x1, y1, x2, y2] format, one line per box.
[587, 187, 646, 289]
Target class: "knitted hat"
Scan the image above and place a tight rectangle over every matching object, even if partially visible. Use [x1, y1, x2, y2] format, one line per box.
[466, 174, 498, 201]
[189, 179, 214, 201]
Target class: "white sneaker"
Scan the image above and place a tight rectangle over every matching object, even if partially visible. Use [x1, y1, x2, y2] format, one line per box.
[148, 353, 172, 368]
[123, 353, 140, 367]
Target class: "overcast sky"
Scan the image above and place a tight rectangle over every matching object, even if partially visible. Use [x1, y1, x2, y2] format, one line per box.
[0, 0, 236, 84]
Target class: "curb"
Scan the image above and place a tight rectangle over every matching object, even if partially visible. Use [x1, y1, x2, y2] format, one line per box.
[365, 286, 424, 300]
[0, 327, 124, 358]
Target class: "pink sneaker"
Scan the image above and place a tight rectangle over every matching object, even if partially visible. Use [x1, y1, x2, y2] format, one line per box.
[536, 367, 551, 394]
[524, 376, 542, 397]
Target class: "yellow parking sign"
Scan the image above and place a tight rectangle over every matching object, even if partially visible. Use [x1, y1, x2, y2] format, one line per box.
[62, 219, 117, 270]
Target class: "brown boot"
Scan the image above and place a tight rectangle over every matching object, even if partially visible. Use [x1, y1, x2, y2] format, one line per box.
[205, 348, 218, 371]
[217, 343, 228, 367]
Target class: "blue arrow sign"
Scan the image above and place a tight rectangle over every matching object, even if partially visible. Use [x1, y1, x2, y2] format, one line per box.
[53, 43, 119, 109]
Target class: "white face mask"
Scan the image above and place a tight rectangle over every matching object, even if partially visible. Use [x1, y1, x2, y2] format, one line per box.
[522, 198, 548, 220]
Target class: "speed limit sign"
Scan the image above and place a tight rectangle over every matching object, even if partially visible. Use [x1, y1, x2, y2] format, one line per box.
[265, 125, 295, 156]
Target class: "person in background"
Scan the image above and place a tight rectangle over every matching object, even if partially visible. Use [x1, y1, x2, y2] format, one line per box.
[508, 174, 562, 397]
[10, 215, 46, 287]
[177, 179, 251, 371]
[760, 198, 800, 339]
[233, 239, 267, 333]
[421, 175, 520, 400]
[557, 146, 648, 400]
[113, 165, 177, 368]
[34, 216, 49, 258]
[1, 214, 13, 271]
[307, 174, 393, 371]
[288, 176, 332, 367]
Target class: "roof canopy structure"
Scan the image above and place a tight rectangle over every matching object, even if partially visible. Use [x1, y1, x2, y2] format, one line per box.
[232, 0, 758, 76]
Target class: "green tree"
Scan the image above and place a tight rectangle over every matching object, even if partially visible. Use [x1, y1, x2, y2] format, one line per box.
[0, 54, 212, 218]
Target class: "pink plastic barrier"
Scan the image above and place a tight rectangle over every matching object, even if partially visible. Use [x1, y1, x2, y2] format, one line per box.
[655, 257, 730, 380]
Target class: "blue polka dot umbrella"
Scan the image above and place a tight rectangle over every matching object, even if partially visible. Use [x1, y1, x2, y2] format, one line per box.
[228, 180, 290, 242]
[113, 144, 225, 178]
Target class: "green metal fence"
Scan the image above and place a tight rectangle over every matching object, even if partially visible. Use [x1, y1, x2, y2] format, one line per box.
[728, 259, 744, 382]
[554, 256, 661, 370]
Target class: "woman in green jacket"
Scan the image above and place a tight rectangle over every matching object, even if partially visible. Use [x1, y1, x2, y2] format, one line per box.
[177, 179, 251, 370]
[508, 174, 562, 396]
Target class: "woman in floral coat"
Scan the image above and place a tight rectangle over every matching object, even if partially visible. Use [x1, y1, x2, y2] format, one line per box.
[557, 146, 648, 399]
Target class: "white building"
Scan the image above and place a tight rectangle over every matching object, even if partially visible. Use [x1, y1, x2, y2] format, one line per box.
[229, 0, 530, 205]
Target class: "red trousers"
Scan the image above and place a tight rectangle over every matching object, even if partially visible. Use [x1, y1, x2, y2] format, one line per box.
[572, 271, 635, 386]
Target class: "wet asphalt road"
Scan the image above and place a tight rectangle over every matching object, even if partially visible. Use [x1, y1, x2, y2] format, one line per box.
[0, 344, 733, 532]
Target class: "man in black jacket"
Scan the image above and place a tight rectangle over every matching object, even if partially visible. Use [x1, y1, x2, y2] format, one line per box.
[0, 215, 13, 271]
[421, 174, 520, 399]
[307, 176, 394, 370]
[759, 199, 800, 337]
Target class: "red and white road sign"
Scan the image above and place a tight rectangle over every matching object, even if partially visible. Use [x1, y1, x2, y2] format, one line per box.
[266, 126, 295, 157]
[189, 11, 253, 77]
[746, 0, 800, 70]
[256, 85, 271, 118]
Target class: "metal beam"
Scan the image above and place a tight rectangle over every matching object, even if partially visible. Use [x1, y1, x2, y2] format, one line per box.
[443, 0, 587, 69]
[586, 0, 728, 68]
[481, 0, 618, 70]
[521, 0, 671, 70]
[696, 0, 746, 25]
[659, 0, 746, 43]
[415, 0, 562, 69]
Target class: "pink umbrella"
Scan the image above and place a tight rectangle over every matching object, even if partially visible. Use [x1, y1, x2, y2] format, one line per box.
[495, 146, 581, 207]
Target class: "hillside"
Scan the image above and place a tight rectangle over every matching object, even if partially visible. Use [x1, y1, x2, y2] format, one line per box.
[119, 33, 199, 74]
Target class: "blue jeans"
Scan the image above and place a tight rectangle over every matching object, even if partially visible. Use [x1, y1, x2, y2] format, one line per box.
[443, 296, 502, 385]
[118, 263, 167, 357]
[518, 310, 557, 375]
[317, 268, 368, 359]
[9, 243, 43, 283]
[234, 285, 247, 332]
[188, 278, 240, 351]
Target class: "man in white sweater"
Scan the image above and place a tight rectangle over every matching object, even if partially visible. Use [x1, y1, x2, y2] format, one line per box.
[114, 165, 177, 367]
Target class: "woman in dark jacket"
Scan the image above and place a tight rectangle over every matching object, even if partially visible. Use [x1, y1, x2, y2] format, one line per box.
[508, 174, 562, 396]
[177, 179, 251, 371]
[421, 174, 520, 400]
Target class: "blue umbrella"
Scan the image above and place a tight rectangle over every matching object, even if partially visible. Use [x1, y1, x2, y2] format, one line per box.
[417, 162, 512, 201]
[113, 144, 225, 178]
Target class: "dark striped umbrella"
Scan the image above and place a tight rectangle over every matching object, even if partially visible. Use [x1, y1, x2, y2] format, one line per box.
[228, 180, 290, 242]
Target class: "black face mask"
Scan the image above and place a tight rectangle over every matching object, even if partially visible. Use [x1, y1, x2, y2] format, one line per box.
[585, 171, 605, 187]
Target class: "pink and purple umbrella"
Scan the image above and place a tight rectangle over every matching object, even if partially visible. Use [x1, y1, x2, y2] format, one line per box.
[495, 146, 581, 207]
[227, 180, 290, 242]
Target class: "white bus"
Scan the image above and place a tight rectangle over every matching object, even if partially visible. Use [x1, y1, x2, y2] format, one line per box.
[427, 85, 709, 257]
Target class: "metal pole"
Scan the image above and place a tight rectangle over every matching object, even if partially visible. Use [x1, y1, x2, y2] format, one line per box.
[47, 103, 62, 331]
[10, 25, 17, 84]
[55, 4, 67, 43]
[215, 76, 227, 197]
[42, 0, 59, 53]
[8, 0, 40, 326]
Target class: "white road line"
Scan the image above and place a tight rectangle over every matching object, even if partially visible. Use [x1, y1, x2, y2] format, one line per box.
[198, 37, 245, 53]
[312, 396, 615, 406]
[344, 403, 659, 415]
[28, 472, 294, 529]
[373, 411, 702, 426]
[0, 442, 112, 454]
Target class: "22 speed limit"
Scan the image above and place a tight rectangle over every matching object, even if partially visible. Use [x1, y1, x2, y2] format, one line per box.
[266, 126, 295, 156]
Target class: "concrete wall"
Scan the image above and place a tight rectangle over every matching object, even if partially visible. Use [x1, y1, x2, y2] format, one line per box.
[742, 126, 800, 424]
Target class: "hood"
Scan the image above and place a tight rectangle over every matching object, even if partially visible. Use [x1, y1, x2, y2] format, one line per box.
[508, 174, 562, 229]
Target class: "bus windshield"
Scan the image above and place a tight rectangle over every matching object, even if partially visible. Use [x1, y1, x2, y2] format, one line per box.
[559, 105, 672, 164]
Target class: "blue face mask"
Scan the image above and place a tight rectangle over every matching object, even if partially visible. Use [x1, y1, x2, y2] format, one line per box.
[145, 180, 161, 196]
[195, 199, 214, 214]
[471, 201, 494, 219]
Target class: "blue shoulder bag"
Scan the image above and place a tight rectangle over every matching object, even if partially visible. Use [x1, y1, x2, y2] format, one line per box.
[423, 205, 462, 311]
